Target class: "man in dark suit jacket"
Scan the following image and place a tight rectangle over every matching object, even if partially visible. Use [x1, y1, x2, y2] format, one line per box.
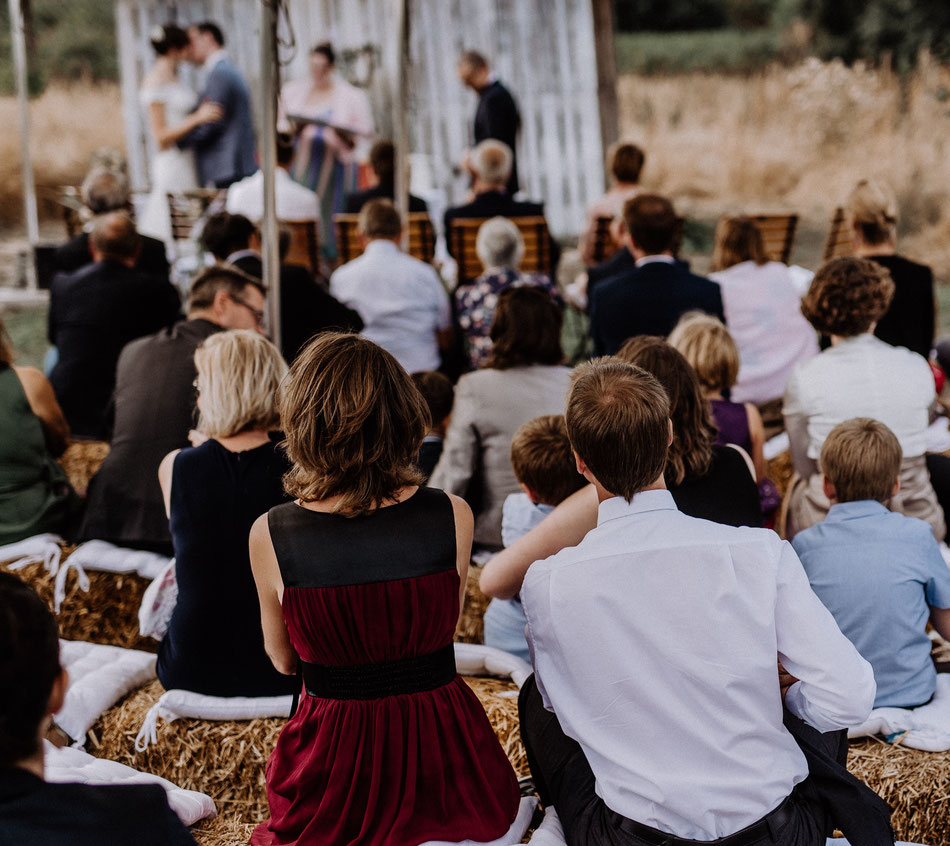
[590, 195, 724, 356]
[80, 265, 266, 554]
[0, 573, 197, 846]
[179, 22, 256, 188]
[459, 50, 521, 195]
[48, 213, 181, 439]
[344, 139, 428, 214]
[52, 167, 169, 282]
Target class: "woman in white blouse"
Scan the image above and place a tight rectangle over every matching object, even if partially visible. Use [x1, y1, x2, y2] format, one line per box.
[784, 256, 944, 540]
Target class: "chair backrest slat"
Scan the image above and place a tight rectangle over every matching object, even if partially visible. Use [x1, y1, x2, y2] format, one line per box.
[332, 213, 436, 266]
[822, 207, 853, 262]
[448, 215, 555, 282]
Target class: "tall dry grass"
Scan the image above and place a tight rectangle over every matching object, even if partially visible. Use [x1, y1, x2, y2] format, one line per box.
[619, 56, 950, 276]
[0, 82, 124, 227]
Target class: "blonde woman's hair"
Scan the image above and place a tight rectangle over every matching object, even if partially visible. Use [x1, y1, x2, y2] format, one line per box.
[710, 217, 767, 272]
[668, 312, 740, 394]
[847, 179, 898, 246]
[194, 330, 287, 439]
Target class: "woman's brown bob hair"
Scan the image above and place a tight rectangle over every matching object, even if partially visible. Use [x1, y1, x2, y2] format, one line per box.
[710, 217, 767, 272]
[615, 336, 716, 486]
[279, 333, 427, 515]
[800, 256, 894, 338]
[485, 285, 563, 370]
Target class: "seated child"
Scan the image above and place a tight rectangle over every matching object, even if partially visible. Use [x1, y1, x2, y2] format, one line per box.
[0, 572, 196, 845]
[483, 414, 587, 661]
[792, 417, 950, 709]
[411, 370, 454, 481]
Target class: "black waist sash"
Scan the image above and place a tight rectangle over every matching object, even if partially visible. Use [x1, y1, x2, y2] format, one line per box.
[300, 643, 457, 700]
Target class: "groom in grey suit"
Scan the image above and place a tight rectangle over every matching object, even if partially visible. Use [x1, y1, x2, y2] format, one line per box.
[180, 22, 257, 189]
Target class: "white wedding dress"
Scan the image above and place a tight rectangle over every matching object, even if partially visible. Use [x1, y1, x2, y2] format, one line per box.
[138, 81, 200, 250]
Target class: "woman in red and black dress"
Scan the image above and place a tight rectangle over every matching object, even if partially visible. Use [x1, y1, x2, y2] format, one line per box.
[249, 332, 519, 846]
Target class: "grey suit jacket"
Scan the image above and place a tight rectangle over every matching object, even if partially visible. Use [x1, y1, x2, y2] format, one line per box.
[180, 58, 257, 188]
[429, 364, 572, 550]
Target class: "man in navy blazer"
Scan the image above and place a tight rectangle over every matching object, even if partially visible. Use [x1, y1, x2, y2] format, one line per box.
[179, 22, 256, 189]
[589, 195, 724, 356]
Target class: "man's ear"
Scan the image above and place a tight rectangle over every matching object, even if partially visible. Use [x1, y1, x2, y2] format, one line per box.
[822, 476, 837, 504]
[667, 418, 673, 446]
[211, 288, 231, 316]
[891, 477, 901, 498]
[47, 668, 68, 717]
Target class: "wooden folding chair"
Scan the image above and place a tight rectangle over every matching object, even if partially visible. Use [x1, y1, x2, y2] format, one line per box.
[281, 219, 320, 275]
[166, 189, 224, 242]
[716, 214, 799, 265]
[333, 212, 437, 265]
[822, 207, 853, 262]
[448, 216, 556, 283]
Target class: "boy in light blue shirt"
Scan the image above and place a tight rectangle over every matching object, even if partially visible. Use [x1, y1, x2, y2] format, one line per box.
[483, 415, 586, 661]
[792, 417, 950, 708]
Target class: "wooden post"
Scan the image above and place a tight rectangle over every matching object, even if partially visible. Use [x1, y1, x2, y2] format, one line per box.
[591, 0, 619, 154]
[393, 0, 410, 248]
[260, 0, 281, 351]
[9, 0, 39, 288]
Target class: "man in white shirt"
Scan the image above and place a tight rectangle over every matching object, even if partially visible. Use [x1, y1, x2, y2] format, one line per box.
[226, 133, 319, 224]
[520, 359, 885, 846]
[330, 200, 452, 373]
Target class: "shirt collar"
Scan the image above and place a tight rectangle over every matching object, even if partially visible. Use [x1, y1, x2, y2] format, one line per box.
[825, 499, 890, 522]
[204, 49, 227, 71]
[597, 488, 678, 526]
[364, 239, 401, 255]
[635, 254, 676, 268]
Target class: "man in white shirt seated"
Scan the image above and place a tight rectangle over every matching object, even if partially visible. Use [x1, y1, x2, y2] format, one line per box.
[225, 132, 319, 223]
[330, 199, 452, 373]
[520, 359, 888, 846]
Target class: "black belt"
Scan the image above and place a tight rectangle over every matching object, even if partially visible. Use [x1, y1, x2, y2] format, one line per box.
[616, 787, 798, 846]
[300, 643, 457, 700]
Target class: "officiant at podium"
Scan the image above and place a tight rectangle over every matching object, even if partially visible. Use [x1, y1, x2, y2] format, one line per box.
[279, 41, 374, 256]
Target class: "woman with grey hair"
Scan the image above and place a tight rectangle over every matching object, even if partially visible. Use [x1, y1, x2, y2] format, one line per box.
[455, 216, 561, 370]
[155, 329, 296, 697]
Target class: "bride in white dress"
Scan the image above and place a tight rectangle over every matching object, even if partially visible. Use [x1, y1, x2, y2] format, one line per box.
[138, 24, 222, 250]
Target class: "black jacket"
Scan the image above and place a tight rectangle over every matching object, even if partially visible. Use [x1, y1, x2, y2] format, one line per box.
[343, 182, 429, 214]
[53, 231, 170, 283]
[474, 80, 521, 195]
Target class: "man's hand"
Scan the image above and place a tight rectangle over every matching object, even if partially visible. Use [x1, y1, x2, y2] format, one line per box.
[778, 659, 799, 701]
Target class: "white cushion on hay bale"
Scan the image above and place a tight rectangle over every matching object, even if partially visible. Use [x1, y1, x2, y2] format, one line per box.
[57, 640, 157, 742]
[0, 533, 63, 572]
[134, 643, 534, 751]
[423, 796, 537, 846]
[43, 739, 216, 826]
[848, 674, 950, 751]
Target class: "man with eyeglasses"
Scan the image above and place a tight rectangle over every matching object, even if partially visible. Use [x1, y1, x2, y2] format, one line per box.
[79, 266, 266, 555]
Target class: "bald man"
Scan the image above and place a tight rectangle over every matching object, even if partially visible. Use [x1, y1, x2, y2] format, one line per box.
[49, 212, 181, 438]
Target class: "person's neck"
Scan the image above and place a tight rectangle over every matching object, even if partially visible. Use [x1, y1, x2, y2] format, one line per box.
[706, 389, 724, 401]
[153, 55, 176, 78]
[474, 181, 506, 196]
[598, 473, 667, 504]
[853, 240, 896, 257]
[830, 328, 874, 347]
[16, 731, 44, 778]
[186, 309, 221, 326]
[216, 428, 271, 452]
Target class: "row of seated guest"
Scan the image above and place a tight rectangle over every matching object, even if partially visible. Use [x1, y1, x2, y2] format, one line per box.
[455, 216, 561, 371]
[430, 287, 572, 551]
[51, 167, 170, 283]
[0, 573, 198, 845]
[410, 370, 454, 481]
[156, 330, 295, 697]
[248, 333, 521, 844]
[482, 359, 885, 846]
[79, 267, 267, 554]
[329, 200, 452, 374]
[577, 141, 643, 265]
[48, 212, 181, 440]
[343, 138, 429, 214]
[0, 318, 79, 545]
[200, 211, 363, 361]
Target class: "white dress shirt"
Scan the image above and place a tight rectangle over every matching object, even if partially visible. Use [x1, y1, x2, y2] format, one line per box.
[783, 332, 934, 477]
[522, 489, 874, 841]
[709, 261, 818, 404]
[225, 168, 320, 223]
[329, 240, 451, 373]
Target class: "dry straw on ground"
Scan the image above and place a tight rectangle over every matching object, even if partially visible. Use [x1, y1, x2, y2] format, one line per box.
[0, 551, 156, 652]
[849, 738, 950, 845]
[192, 815, 256, 846]
[58, 440, 110, 497]
[463, 675, 528, 778]
[455, 564, 489, 644]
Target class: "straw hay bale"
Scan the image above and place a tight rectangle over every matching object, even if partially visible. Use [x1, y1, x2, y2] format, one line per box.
[0, 549, 156, 652]
[765, 450, 794, 504]
[848, 737, 950, 845]
[88, 680, 282, 821]
[455, 564, 489, 644]
[58, 440, 110, 497]
[192, 814, 255, 846]
[463, 675, 528, 778]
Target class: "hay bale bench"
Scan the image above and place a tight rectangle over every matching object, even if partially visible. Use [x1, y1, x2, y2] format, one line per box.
[456, 564, 490, 644]
[0, 548, 156, 652]
[58, 440, 110, 497]
[848, 738, 950, 844]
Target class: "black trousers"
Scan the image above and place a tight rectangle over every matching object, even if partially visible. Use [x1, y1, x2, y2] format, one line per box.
[519, 675, 888, 846]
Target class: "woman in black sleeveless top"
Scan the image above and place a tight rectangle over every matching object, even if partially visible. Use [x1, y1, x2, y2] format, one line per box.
[156, 330, 295, 697]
